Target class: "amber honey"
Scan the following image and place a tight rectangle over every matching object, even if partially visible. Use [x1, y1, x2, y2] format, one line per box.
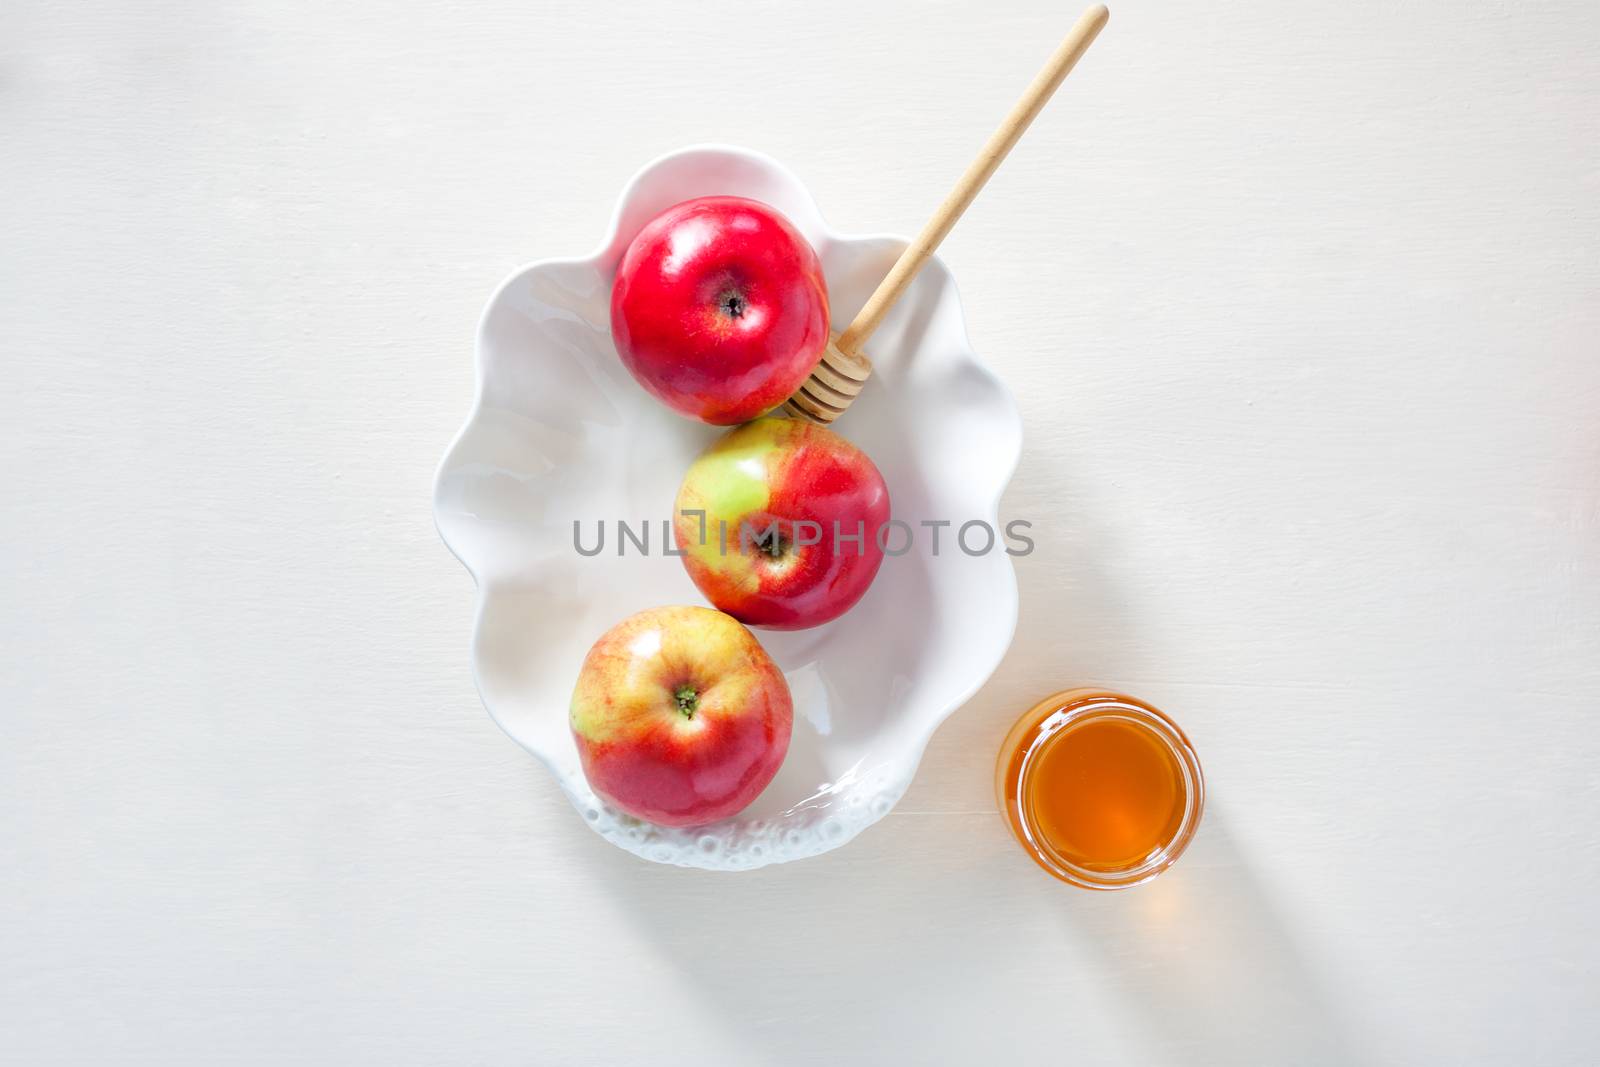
[996, 689, 1203, 889]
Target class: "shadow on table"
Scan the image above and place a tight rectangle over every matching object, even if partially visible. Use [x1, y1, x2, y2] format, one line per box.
[571, 793, 1363, 1064]
[1063, 810, 1367, 1065]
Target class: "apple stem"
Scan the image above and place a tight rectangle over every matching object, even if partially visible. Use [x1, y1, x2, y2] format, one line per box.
[673, 684, 700, 720]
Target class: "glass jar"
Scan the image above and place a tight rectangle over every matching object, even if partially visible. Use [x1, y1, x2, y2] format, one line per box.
[996, 689, 1204, 889]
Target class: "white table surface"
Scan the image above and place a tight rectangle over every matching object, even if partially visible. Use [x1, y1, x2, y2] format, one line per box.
[4, 1, 1597, 1063]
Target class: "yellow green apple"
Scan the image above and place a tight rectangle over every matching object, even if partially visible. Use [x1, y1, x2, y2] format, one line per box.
[674, 417, 891, 629]
[570, 605, 792, 826]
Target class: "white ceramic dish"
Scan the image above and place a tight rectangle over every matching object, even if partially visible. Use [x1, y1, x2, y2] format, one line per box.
[434, 146, 1022, 869]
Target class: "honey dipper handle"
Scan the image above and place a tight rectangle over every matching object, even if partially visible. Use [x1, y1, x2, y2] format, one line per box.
[835, 4, 1109, 356]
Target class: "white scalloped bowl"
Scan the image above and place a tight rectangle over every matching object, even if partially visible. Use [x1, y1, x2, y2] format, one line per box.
[434, 146, 1021, 869]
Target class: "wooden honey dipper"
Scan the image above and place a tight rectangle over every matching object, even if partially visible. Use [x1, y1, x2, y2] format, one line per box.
[783, 4, 1110, 424]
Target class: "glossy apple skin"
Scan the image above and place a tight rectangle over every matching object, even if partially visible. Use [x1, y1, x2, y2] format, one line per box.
[674, 418, 891, 630]
[570, 605, 792, 827]
[610, 196, 829, 425]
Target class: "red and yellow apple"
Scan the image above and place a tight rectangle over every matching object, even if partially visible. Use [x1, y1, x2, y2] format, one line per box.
[610, 196, 829, 425]
[569, 605, 792, 827]
[674, 417, 891, 630]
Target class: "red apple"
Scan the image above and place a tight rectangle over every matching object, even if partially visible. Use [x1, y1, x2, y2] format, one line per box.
[610, 196, 829, 425]
[674, 417, 891, 630]
[570, 605, 792, 827]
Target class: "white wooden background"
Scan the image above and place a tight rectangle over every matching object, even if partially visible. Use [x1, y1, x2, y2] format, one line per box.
[3, 1, 1597, 1063]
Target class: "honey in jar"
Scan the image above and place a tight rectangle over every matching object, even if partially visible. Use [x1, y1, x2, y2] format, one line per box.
[996, 689, 1204, 889]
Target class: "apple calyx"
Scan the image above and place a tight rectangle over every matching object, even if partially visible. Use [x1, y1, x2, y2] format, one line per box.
[673, 684, 700, 720]
[716, 288, 747, 320]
